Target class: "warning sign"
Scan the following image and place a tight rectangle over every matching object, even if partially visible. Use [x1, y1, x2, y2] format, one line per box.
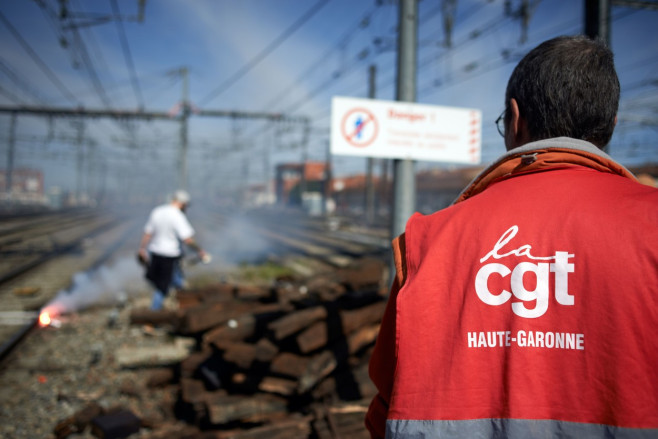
[331, 96, 481, 164]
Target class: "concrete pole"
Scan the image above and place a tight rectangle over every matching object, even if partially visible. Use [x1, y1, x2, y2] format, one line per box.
[179, 67, 190, 190]
[380, 158, 390, 214]
[76, 121, 85, 203]
[323, 139, 333, 215]
[6, 113, 16, 198]
[265, 141, 271, 202]
[391, 0, 418, 239]
[242, 155, 249, 207]
[365, 65, 377, 225]
[584, 0, 610, 153]
[300, 120, 310, 205]
[86, 141, 94, 201]
[585, 0, 611, 44]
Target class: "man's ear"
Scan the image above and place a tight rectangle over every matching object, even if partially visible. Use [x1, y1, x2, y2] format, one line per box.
[506, 98, 530, 150]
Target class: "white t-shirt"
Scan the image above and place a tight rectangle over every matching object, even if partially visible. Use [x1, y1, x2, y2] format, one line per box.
[144, 204, 194, 257]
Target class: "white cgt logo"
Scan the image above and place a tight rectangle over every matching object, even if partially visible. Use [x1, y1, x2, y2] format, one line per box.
[475, 225, 575, 318]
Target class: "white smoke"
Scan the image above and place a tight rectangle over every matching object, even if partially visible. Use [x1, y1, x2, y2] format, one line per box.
[41, 212, 281, 318]
[43, 256, 145, 316]
[197, 213, 275, 266]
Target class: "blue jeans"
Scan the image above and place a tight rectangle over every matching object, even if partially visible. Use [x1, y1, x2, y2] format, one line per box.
[172, 262, 185, 289]
[151, 289, 166, 310]
[150, 261, 185, 310]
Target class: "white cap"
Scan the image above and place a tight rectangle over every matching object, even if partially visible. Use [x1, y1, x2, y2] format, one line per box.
[173, 189, 191, 204]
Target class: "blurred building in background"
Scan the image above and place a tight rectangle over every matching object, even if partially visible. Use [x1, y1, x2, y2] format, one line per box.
[0, 168, 48, 207]
[275, 162, 329, 207]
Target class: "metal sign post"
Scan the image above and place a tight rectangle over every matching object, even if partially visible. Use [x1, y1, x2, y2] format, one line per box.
[391, 0, 418, 240]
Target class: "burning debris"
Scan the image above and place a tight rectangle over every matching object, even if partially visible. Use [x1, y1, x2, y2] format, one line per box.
[44, 257, 386, 438]
[35, 257, 146, 329]
[38, 303, 67, 328]
[38, 310, 52, 327]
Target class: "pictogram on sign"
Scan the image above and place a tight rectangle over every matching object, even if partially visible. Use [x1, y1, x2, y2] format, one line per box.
[341, 108, 378, 148]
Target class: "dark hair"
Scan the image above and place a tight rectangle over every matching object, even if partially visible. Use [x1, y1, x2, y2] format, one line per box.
[505, 35, 619, 148]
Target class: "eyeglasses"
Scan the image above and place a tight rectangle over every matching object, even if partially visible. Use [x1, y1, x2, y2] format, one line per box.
[495, 110, 505, 137]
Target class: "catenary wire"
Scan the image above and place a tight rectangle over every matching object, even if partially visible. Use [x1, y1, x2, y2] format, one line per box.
[110, 0, 144, 108]
[198, 0, 331, 107]
[0, 9, 78, 105]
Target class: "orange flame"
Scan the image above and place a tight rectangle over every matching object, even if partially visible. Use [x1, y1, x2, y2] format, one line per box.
[39, 311, 51, 327]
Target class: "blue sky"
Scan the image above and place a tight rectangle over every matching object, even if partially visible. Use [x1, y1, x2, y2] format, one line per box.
[0, 0, 657, 198]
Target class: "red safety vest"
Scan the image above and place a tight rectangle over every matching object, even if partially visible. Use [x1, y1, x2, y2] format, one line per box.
[366, 141, 658, 438]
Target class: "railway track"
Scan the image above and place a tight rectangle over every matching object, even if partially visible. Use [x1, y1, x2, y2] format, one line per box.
[0, 205, 394, 438]
[0, 208, 144, 363]
[0, 205, 392, 365]
[0, 210, 119, 284]
[207, 208, 391, 269]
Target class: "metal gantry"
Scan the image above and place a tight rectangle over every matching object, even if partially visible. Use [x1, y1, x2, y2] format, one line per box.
[0, 104, 309, 195]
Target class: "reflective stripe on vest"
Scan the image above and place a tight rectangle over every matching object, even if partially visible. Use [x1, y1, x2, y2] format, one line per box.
[386, 419, 658, 439]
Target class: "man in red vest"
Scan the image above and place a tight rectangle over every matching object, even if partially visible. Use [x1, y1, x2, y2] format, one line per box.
[366, 35, 658, 438]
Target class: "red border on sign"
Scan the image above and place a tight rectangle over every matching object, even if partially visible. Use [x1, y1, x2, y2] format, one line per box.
[341, 107, 378, 148]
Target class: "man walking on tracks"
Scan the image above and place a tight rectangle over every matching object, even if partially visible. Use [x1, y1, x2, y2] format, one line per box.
[138, 190, 209, 311]
[366, 35, 658, 438]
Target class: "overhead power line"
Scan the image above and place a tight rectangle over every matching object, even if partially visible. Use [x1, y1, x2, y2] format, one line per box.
[110, 0, 144, 108]
[611, 0, 658, 10]
[66, 0, 113, 108]
[261, 2, 382, 112]
[0, 10, 78, 104]
[243, 2, 386, 148]
[198, 0, 331, 107]
[0, 84, 23, 104]
[0, 58, 47, 104]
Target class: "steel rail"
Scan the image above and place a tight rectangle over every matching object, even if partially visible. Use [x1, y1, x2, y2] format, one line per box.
[0, 214, 141, 365]
[0, 217, 118, 285]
